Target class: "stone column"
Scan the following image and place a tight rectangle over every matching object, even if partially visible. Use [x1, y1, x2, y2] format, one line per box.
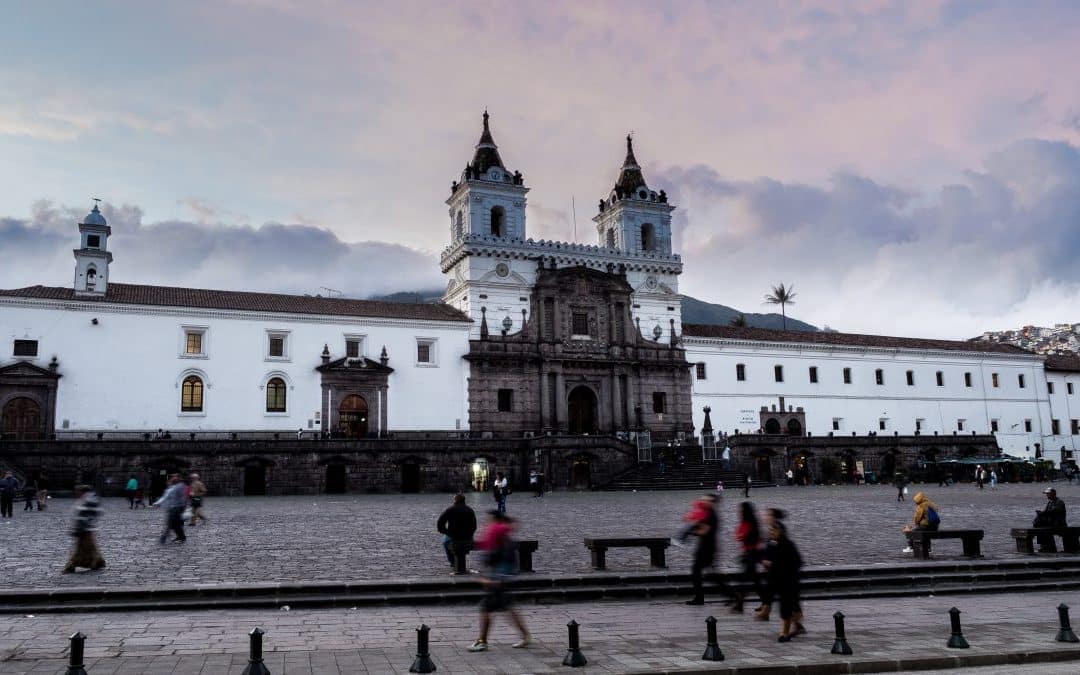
[555, 371, 567, 433]
[539, 369, 551, 431]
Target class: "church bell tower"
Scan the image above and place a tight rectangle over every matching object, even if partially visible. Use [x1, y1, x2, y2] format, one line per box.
[73, 202, 112, 296]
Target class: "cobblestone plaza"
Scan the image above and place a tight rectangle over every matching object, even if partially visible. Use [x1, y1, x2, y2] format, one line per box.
[1, 483, 1076, 588]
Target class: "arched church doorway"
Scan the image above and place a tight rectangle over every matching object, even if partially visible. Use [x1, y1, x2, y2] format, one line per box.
[755, 456, 772, 482]
[764, 418, 781, 434]
[571, 457, 592, 490]
[2, 397, 42, 440]
[338, 395, 368, 438]
[325, 464, 347, 494]
[470, 458, 492, 492]
[244, 465, 267, 496]
[401, 461, 421, 493]
[567, 386, 597, 435]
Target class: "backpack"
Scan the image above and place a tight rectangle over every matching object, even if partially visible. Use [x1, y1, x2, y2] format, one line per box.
[927, 506, 940, 527]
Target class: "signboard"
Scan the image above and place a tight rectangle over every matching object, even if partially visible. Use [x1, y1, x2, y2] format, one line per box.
[738, 409, 757, 425]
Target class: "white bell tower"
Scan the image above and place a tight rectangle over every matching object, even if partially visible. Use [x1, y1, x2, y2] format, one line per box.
[593, 135, 674, 256]
[73, 201, 112, 296]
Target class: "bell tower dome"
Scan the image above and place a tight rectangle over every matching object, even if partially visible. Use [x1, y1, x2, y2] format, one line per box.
[73, 201, 112, 296]
[593, 135, 674, 255]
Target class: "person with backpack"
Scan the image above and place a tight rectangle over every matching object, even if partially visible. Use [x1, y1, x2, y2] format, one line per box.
[467, 511, 530, 652]
[901, 491, 940, 553]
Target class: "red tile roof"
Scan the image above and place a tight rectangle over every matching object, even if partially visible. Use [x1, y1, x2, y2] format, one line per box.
[681, 323, 1033, 356]
[0, 283, 470, 323]
[1045, 354, 1080, 373]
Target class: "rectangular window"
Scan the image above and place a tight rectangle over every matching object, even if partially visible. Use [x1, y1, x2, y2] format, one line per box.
[991, 419, 999, 433]
[268, 337, 285, 357]
[1072, 419, 1079, 435]
[652, 392, 667, 414]
[497, 388, 513, 412]
[736, 363, 746, 381]
[185, 331, 204, 355]
[265, 331, 289, 360]
[571, 312, 590, 337]
[346, 339, 361, 359]
[1048, 382, 1055, 395]
[1024, 419, 1033, 433]
[992, 373, 999, 388]
[1052, 419, 1061, 435]
[13, 339, 38, 357]
[695, 362, 707, 380]
[809, 366, 818, 383]
[1018, 374, 1026, 389]
[1069, 383, 1075, 395]
[964, 372, 973, 387]
[416, 339, 435, 365]
[906, 370, 914, 386]
[879, 418, 887, 431]
[915, 418, 925, 432]
[875, 369, 884, 386]
[843, 367, 852, 384]
[936, 371, 944, 387]
[957, 419, 965, 432]
[86, 234, 101, 248]
[774, 365, 784, 383]
[832, 418, 841, 431]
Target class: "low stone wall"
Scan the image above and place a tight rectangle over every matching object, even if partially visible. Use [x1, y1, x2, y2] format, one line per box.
[0, 436, 637, 496]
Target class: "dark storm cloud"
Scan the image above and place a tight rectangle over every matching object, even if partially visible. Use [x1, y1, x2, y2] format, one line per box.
[0, 202, 443, 299]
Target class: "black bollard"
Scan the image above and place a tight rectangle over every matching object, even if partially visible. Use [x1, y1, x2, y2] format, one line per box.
[562, 620, 588, 667]
[409, 624, 437, 673]
[1057, 604, 1079, 643]
[701, 616, 724, 661]
[946, 607, 969, 649]
[242, 627, 271, 675]
[65, 632, 88, 675]
[831, 611, 853, 655]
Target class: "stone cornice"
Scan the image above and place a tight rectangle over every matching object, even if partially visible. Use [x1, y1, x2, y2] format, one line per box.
[439, 234, 682, 274]
[0, 296, 472, 332]
[682, 335, 1045, 364]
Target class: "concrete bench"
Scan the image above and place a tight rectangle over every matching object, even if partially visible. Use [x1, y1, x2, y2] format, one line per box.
[1010, 527, 1080, 554]
[909, 529, 984, 560]
[583, 537, 671, 570]
[451, 539, 539, 574]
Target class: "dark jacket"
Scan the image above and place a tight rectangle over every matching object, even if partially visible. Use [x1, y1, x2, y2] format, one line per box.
[693, 507, 719, 564]
[0, 477, 19, 496]
[1041, 497, 1067, 527]
[767, 537, 803, 591]
[437, 503, 478, 542]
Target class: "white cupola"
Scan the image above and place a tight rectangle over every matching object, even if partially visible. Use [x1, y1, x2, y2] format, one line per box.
[73, 201, 112, 296]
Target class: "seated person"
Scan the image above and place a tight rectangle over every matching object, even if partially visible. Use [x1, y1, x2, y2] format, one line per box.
[901, 491, 940, 553]
[1034, 487, 1067, 549]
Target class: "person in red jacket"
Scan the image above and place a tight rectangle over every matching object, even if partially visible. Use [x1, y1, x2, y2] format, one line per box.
[467, 511, 530, 652]
[733, 501, 765, 614]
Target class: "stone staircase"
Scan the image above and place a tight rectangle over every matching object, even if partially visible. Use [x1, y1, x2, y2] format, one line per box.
[601, 451, 776, 491]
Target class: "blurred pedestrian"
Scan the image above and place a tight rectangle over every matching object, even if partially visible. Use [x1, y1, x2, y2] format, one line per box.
[493, 472, 508, 513]
[732, 501, 765, 614]
[23, 478, 38, 511]
[63, 485, 105, 573]
[467, 511, 530, 651]
[685, 494, 723, 605]
[189, 473, 208, 525]
[437, 493, 477, 573]
[0, 471, 17, 518]
[754, 508, 787, 621]
[764, 521, 804, 642]
[35, 473, 49, 511]
[125, 474, 139, 509]
[744, 474, 752, 498]
[895, 473, 907, 502]
[153, 474, 188, 544]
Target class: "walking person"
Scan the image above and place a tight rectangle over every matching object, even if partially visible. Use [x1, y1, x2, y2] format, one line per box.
[732, 501, 765, 614]
[754, 508, 787, 621]
[0, 470, 17, 519]
[744, 473, 752, 498]
[685, 494, 723, 605]
[62, 485, 105, 573]
[23, 478, 38, 511]
[493, 472, 509, 513]
[467, 511, 530, 651]
[36, 473, 49, 511]
[990, 469, 998, 489]
[152, 474, 188, 544]
[764, 520, 805, 642]
[437, 493, 477, 574]
[188, 473, 208, 525]
[895, 472, 907, 502]
[976, 465, 984, 489]
[124, 475, 139, 509]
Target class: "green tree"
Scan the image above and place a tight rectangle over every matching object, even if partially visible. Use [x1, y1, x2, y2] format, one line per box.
[729, 313, 748, 327]
[764, 283, 797, 330]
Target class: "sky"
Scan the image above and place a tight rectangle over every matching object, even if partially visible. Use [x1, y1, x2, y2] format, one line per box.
[2, 0, 1079, 339]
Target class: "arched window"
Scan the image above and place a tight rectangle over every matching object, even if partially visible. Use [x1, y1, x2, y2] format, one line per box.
[454, 210, 464, 239]
[86, 267, 97, 291]
[266, 377, 287, 413]
[490, 206, 505, 237]
[181, 375, 204, 412]
[640, 223, 655, 251]
[605, 229, 616, 248]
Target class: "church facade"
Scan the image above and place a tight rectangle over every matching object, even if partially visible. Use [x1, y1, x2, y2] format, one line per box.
[1, 114, 1078, 493]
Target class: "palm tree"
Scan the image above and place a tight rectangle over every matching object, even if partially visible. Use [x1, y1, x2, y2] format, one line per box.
[729, 313, 748, 327]
[764, 283, 797, 330]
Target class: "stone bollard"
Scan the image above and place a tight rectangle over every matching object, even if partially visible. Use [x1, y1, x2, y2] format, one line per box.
[65, 632, 88, 675]
[946, 607, 969, 649]
[242, 627, 271, 675]
[1057, 604, 1079, 643]
[701, 616, 724, 661]
[831, 611, 853, 655]
[409, 624, 437, 673]
[562, 620, 588, 667]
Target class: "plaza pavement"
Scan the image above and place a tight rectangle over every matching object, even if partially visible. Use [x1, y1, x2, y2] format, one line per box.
[2, 590, 1080, 673]
[1, 483, 1076, 590]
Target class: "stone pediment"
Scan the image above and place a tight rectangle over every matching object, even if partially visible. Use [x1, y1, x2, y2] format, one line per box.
[316, 356, 394, 374]
[0, 360, 61, 379]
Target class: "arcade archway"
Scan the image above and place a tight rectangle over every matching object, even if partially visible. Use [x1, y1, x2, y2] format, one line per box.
[567, 386, 598, 435]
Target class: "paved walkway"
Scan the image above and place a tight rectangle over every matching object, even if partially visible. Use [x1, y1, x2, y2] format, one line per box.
[2, 590, 1080, 673]
[2, 483, 1076, 589]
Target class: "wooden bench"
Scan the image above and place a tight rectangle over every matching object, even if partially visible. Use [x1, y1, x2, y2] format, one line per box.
[583, 537, 671, 570]
[909, 529, 984, 560]
[451, 539, 539, 574]
[1010, 527, 1080, 554]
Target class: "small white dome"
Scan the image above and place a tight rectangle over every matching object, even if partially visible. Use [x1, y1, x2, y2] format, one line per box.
[82, 204, 107, 226]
